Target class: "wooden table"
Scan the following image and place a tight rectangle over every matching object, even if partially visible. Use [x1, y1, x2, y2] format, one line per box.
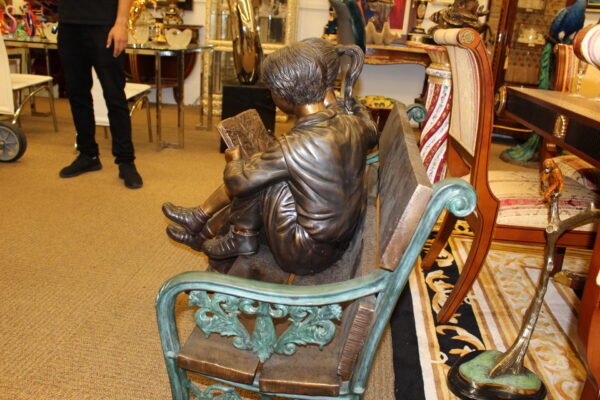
[365, 43, 430, 67]
[501, 86, 600, 400]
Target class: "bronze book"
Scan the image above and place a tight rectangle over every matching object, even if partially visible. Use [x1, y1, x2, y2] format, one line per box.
[216, 109, 275, 160]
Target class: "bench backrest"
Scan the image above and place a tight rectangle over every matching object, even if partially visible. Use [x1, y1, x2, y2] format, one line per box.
[378, 102, 433, 270]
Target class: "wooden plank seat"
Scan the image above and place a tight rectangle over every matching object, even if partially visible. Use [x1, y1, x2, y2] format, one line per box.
[156, 102, 478, 400]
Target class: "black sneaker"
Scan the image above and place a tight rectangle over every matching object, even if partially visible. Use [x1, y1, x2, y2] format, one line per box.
[59, 154, 102, 178]
[118, 162, 143, 189]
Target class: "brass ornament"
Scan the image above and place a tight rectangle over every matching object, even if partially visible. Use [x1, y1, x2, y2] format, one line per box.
[458, 28, 476, 45]
[494, 86, 507, 116]
[553, 114, 568, 140]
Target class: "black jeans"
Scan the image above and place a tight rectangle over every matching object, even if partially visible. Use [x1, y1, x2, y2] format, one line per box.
[58, 23, 134, 163]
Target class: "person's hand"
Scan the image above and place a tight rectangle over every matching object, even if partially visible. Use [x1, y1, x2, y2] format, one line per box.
[224, 146, 241, 163]
[106, 23, 128, 57]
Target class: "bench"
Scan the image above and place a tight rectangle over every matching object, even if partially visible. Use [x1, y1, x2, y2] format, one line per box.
[155, 102, 476, 400]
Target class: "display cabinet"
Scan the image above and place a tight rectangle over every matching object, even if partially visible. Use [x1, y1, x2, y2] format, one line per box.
[202, 0, 297, 116]
[486, 0, 570, 136]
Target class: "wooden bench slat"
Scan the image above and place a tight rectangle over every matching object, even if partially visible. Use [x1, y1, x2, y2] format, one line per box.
[337, 297, 375, 379]
[378, 103, 433, 270]
[177, 326, 259, 385]
[259, 319, 344, 396]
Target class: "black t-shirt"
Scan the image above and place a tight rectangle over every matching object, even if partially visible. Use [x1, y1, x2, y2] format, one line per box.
[58, 0, 118, 25]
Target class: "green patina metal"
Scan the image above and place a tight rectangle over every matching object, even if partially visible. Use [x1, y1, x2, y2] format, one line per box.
[189, 384, 242, 400]
[156, 178, 477, 400]
[190, 290, 342, 362]
[458, 350, 542, 391]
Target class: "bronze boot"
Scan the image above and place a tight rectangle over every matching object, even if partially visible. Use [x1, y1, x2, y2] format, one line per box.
[162, 203, 210, 234]
[166, 224, 212, 251]
[201, 226, 259, 260]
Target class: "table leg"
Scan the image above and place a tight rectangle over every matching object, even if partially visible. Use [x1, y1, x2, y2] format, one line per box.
[176, 50, 184, 148]
[31, 47, 53, 117]
[196, 49, 213, 131]
[208, 49, 213, 129]
[155, 52, 163, 150]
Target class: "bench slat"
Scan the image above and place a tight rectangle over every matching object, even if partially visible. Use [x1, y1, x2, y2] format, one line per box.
[259, 314, 345, 396]
[177, 326, 259, 385]
[378, 103, 433, 270]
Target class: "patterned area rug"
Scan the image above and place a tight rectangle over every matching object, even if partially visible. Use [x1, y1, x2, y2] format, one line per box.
[392, 225, 592, 400]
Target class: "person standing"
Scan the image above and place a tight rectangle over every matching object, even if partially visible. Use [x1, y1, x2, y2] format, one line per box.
[57, 0, 143, 189]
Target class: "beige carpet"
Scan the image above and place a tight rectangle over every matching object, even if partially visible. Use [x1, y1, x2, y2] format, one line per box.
[0, 98, 395, 400]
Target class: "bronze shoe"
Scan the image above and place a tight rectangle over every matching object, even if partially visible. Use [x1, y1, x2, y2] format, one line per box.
[202, 226, 259, 260]
[166, 224, 211, 251]
[162, 203, 209, 234]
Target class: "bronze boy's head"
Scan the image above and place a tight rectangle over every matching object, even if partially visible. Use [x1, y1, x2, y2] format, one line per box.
[261, 42, 327, 110]
[302, 38, 340, 89]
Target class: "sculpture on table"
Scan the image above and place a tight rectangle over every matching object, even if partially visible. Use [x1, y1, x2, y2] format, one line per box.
[329, 0, 366, 50]
[500, 0, 587, 167]
[363, 0, 399, 45]
[0, 5, 18, 35]
[427, 0, 490, 40]
[229, 0, 263, 84]
[162, 41, 378, 276]
[447, 160, 600, 400]
[162, 0, 183, 25]
[128, 0, 157, 45]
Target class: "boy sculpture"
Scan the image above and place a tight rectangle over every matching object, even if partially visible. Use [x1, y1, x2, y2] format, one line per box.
[163, 42, 378, 275]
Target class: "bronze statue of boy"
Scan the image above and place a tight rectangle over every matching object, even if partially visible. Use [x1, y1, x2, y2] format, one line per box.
[163, 41, 378, 275]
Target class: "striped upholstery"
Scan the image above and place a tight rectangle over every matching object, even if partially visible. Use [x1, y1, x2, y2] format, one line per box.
[434, 29, 479, 157]
[553, 155, 600, 192]
[554, 44, 580, 93]
[488, 170, 599, 231]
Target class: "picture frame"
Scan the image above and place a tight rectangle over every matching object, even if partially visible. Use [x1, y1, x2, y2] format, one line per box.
[156, 0, 193, 11]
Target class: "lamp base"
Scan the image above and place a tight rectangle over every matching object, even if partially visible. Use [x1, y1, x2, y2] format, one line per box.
[447, 350, 547, 400]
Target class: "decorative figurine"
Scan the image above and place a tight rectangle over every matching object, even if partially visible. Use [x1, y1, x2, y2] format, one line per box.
[363, 0, 399, 45]
[162, 0, 183, 25]
[447, 160, 600, 400]
[128, 0, 157, 45]
[0, 5, 18, 35]
[151, 16, 168, 46]
[329, 0, 366, 50]
[162, 41, 378, 275]
[22, 3, 37, 37]
[228, 0, 263, 84]
[427, 0, 490, 40]
[407, 0, 429, 43]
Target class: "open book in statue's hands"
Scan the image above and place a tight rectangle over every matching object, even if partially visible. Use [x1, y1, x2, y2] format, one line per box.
[216, 109, 275, 160]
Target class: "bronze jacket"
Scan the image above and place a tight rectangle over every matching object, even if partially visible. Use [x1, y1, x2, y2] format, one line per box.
[224, 106, 378, 244]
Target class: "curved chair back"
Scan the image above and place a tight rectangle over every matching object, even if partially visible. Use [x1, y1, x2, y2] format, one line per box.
[433, 29, 494, 162]
[555, 44, 580, 93]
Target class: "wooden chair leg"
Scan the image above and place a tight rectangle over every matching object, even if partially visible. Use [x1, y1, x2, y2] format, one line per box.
[580, 376, 600, 400]
[436, 213, 495, 323]
[422, 211, 458, 270]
